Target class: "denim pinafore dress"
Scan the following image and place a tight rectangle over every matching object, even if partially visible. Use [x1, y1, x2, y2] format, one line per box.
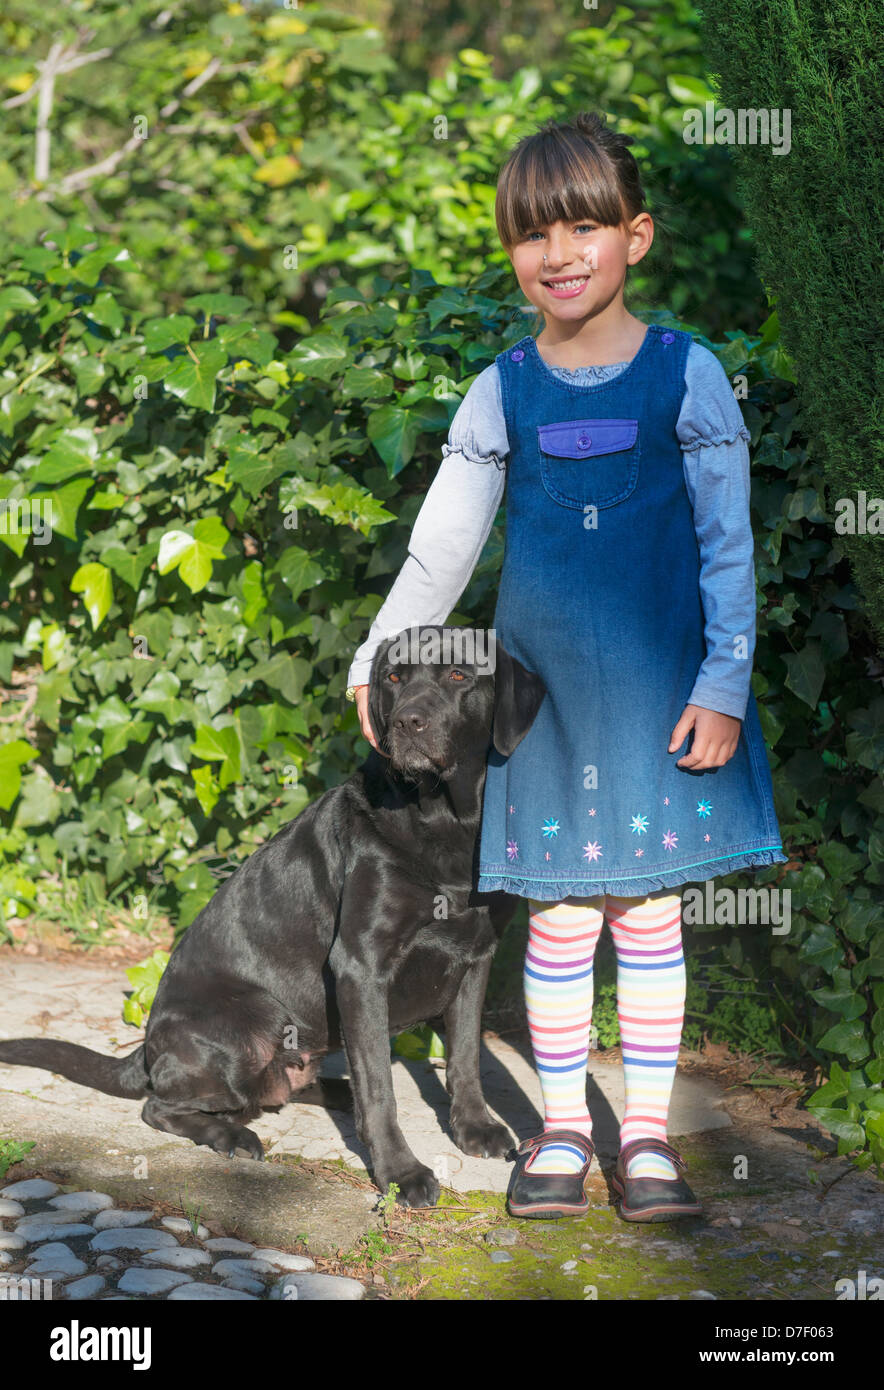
[476, 324, 787, 902]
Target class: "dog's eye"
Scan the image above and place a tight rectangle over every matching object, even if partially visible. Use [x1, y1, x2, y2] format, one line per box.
[449, 669, 466, 681]
[388, 671, 401, 683]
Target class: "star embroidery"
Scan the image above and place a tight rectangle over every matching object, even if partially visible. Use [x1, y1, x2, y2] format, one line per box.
[635, 848, 644, 857]
[582, 840, 603, 863]
[508, 804, 515, 814]
[506, 839, 519, 861]
[697, 798, 712, 818]
[704, 833, 711, 842]
[630, 814, 649, 836]
[662, 829, 678, 851]
[544, 851, 551, 861]
[664, 796, 670, 806]
[587, 807, 597, 816]
[541, 818, 560, 839]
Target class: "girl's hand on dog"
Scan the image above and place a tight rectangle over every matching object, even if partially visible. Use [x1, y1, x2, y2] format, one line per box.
[669, 704, 741, 770]
[354, 685, 379, 750]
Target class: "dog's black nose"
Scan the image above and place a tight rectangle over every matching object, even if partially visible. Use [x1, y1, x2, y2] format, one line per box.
[394, 708, 429, 734]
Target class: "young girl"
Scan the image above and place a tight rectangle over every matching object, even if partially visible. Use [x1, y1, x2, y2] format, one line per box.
[345, 111, 787, 1222]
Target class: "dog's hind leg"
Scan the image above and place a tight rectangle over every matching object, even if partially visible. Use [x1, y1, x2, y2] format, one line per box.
[141, 1095, 265, 1160]
[142, 986, 293, 1160]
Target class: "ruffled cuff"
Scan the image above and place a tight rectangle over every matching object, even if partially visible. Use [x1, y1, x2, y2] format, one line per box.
[441, 441, 506, 470]
[680, 423, 751, 450]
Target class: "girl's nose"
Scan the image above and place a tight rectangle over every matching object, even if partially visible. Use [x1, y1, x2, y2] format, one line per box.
[543, 230, 574, 268]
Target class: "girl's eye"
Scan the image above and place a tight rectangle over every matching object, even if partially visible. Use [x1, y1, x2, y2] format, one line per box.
[524, 224, 596, 241]
[449, 669, 466, 681]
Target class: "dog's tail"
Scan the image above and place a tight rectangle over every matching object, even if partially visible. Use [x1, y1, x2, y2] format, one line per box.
[0, 1038, 149, 1099]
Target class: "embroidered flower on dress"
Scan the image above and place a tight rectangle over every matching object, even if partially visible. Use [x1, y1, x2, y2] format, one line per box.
[704, 833, 711, 842]
[582, 841, 603, 862]
[506, 840, 519, 861]
[508, 804, 515, 814]
[544, 851, 551, 861]
[664, 796, 670, 806]
[630, 814, 649, 835]
[697, 798, 712, 818]
[662, 829, 678, 851]
[541, 818, 560, 839]
[587, 807, 597, 816]
[635, 848, 644, 857]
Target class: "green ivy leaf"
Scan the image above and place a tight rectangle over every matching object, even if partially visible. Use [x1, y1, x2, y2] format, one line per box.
[817, 1019, 870, 1063]
[805, 1107, 865, 1147]
[810, 984, 867, 1020]
[273, 545, 326, 601]
[162, 341, 227, 411]
[157, 518, 230, 593]
[0, 740, 40, 810]
[288, 331, 348, 381]
[70, 562, 113, 630]
[134, 671, 182, 722]
[190, 723, 242, 789]
[0, 285, 39, 313]
[143, 315, 198, 351]
[184, 293, 252, 317]
[366, 403, 422, 476]
[31, 428, 98, 485]
[666, 73, 717, 104]
[86, 291, 125, 333]
[781, 642, 825, 709]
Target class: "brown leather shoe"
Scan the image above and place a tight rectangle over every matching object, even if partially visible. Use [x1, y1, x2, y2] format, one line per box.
[611, 1138, 703, 1222]
[507, 1129, 595, 1219]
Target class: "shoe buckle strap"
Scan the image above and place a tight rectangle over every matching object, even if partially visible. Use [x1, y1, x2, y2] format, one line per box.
[620, 1138, 687, 1171]
[517, 1129, 594, 1162]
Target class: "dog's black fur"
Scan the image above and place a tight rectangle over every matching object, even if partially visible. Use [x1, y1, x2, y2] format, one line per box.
[0, 627, 546, 1207]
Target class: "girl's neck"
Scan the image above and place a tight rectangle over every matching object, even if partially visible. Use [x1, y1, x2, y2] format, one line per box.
[535, 304, 647, 368]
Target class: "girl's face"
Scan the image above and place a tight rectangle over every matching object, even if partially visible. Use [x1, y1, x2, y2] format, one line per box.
[508, 212, 653, 324]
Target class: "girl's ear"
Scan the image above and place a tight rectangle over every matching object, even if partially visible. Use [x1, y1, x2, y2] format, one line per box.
[491, 638, 547, 757]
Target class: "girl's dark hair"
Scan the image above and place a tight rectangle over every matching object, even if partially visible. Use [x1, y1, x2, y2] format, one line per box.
[495, 111, 646, 252]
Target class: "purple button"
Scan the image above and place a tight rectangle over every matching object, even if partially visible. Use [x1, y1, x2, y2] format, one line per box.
[577, 434, 592, 449]
[510, 348, 525, 362]
[661, 331, 675, 345]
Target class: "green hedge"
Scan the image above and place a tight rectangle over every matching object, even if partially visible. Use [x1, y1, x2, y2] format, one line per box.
[0, 226, 882, 1168]
[698, 0, 884, 646]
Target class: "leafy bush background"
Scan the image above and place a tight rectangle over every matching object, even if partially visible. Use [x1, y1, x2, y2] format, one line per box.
[0, 1, 882, 1169]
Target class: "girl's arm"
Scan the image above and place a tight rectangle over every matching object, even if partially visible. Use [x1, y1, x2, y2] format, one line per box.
[677, 343, 756, 723]
[346, 365, 508, 693]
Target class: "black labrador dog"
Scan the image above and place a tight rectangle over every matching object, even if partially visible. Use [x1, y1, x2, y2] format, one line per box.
[0, 626, 546, 1207]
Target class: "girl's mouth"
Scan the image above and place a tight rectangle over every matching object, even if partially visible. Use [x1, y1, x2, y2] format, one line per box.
[541, 275, 590, 299]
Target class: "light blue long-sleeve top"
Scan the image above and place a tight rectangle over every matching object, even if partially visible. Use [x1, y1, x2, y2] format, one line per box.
[347, 339, 755, 720]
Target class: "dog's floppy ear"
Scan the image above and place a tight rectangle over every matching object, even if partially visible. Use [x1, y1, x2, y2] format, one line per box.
[491, 637, 547, 758]
[367, 638, 392, 750]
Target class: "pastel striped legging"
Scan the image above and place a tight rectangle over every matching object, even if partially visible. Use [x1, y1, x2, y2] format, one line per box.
[523, 893, 685, 1180]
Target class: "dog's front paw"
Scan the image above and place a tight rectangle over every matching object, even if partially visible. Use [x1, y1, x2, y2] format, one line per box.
[385, 1165, 440, 1209]
[451, 1115, 512, 1159]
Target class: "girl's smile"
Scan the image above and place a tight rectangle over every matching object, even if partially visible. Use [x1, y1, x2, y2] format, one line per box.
[541, 274, 592, 298]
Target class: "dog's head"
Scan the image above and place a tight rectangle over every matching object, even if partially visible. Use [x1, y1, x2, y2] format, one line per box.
[366, 626, 546, 782]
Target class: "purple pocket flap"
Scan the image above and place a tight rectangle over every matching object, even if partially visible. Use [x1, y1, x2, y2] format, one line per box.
[537, 418, 638, 459]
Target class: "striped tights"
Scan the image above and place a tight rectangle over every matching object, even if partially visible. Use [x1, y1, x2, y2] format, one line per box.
[523, 893, 685, 1179]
